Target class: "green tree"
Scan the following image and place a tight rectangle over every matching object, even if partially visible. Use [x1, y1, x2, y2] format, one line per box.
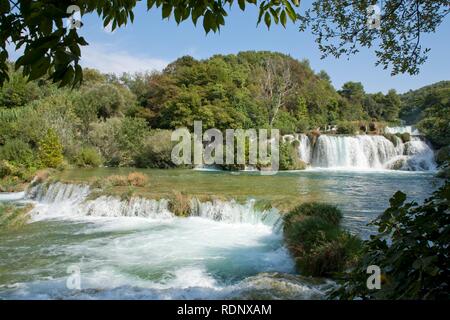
[38, 129, 64, 168]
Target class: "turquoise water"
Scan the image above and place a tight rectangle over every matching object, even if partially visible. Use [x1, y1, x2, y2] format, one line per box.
[0, 169, 441, 299]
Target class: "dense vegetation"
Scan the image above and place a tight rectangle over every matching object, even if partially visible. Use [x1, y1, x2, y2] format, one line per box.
[332, 181, 449, 300]
[283, 203, 361, 277]
[0, 51, 447, 190]
[400, 81, 450, 149]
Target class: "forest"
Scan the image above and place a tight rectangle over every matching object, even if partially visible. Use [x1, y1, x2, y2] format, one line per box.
[0, 51, 448, 190]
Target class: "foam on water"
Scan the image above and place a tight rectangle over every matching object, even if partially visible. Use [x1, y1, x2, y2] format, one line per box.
[0, 182, 300, 299]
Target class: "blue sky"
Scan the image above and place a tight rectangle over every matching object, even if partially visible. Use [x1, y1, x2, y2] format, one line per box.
[75, 2, 448, 93]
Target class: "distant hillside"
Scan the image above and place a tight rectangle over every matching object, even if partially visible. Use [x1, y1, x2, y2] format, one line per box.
[400, 81, 450, 124]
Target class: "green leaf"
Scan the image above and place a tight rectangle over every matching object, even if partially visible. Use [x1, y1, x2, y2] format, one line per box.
[280, 10, 287, 27]
[203, 10, 215, 33]
[238, 0, 245, 11]
[162, 3, 172, 19]
[264, 12, 271, 29]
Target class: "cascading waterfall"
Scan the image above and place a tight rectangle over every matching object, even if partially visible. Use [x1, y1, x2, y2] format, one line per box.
[1, 182, 302, 300]
[294, 133, 436, 171]
[297, 134, 312, 164]
[26, 182, 281, 227]
[311, 135, 401, 169]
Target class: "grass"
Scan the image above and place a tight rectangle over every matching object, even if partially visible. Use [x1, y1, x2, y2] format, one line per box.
[283, 202, 362, 277]
[168, 190, 192, 217]
[0, 203, 34, 230]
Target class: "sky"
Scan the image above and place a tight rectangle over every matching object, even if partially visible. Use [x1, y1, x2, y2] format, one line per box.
[16, 2, 450, 94]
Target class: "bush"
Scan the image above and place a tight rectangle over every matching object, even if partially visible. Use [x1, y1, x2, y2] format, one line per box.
[332, 182, 450, 299]
[279, 141, 306, 170]
[286, 202, 343, 225]
[134, 130, 176, 168]
[74, 147, 103, 168]
[0, 160, 14, 178]
[106, 175, 129, 187]
[436, 146, 450, 166]
[38, 129, 64, 168]
[169, 191, 191, 217]
[284, 202, 361, 277]
[127, 172, 149, 187]
[336, 121, 359, 134]
[88, 117, 122, 166]
[396, 132, 411, 143]
[0, 139, 35, 167]
[383, 133, 400, 147]
[104, 172, 149, 187]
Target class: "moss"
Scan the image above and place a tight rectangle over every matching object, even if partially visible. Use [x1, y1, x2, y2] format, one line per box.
[283, 202, 362, 277]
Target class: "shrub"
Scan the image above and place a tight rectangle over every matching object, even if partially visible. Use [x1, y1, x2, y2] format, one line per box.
[284, 202, 361, 277]
[88, 117, 123, 166]
[127, 172, 149, 187]
[336, 121, 359, 134]
[169, 191, 191, 217]
[0, 160, 14, 178]
[38, 129, 64, 168]
[286, 202, 343, 225]
[0, 139, 35, 167]
[75, 147, 103, 168]
[279, 141, 307, 171]
[134, 130, 176, 168]
[435, 146, 450, 166]
[396, 132, 411, 143]
[383, 133, 400, 147]
[106, 175, 129, 187]
[332, 182, 450, 300]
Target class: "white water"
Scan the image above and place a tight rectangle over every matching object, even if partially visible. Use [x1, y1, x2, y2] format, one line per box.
[294, 134, 436, 171]
[0, 183, 310, 299]
[385, 125, 420, 135]
[298, 134, 312, 164]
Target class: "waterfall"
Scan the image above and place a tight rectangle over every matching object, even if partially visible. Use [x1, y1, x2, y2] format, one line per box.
[385, 125, 420, 135]
[294, 134, 436, 171]
[25, 183, 280, 226]
[311, 135, 401, 169]
[191, 198, 281, 227]
[298, 134, 312, 164]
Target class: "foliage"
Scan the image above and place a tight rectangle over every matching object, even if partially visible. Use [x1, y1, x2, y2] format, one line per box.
[127, 172, 149, 187]
[134, 130, 177, 169]
[336, 121, 359, 134]
[0, 0, 300, 87]
[279, 141, 306, 170]
[436, 146, 450, 166]
[283, 202, 362, 277]
[332, 181, 450, 300]
[38, 129, 64, 168]
[300, 1, 450, 75]
[74, 147, 103, 168]
[169, 191, 192, 217]
[0, 139, 35, 167]
[416, 87, 450, 148]
[104, 172, 149, 187]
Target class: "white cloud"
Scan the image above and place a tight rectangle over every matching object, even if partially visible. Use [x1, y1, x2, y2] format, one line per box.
[81, 44, 168, 74]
